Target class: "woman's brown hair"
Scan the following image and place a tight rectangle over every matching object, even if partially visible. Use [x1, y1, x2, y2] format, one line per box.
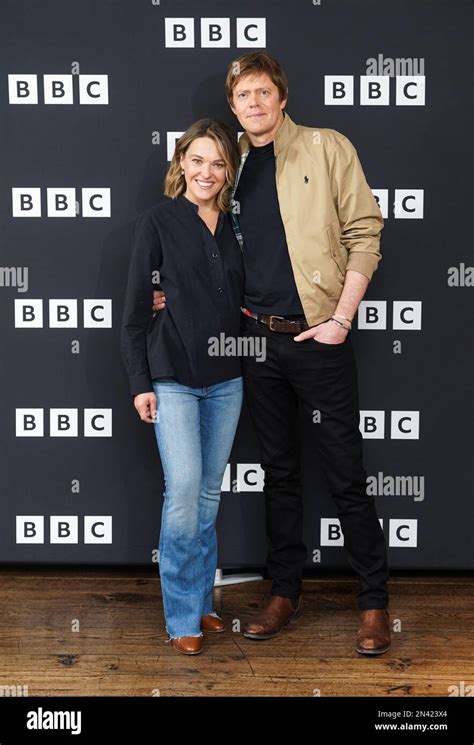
[164, 118, 239, 212]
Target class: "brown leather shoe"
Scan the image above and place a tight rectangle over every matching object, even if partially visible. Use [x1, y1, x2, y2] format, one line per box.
[168, 636, 203, 655]
[200, 614, 225, 633]
[356, 609, 391, 655]
[243, 595, 302, 639]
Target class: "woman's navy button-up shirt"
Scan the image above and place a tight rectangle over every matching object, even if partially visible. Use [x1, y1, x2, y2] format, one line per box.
[121, 194, 244, 395]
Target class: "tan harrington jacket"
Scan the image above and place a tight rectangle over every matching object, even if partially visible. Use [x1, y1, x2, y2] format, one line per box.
[231, 111, 384, 327]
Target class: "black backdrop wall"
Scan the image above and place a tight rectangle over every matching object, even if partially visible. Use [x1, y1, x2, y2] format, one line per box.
[1, 0, 472, 570]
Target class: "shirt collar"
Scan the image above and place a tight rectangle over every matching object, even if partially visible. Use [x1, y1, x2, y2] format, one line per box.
[178, 193, 200, 212]
[177, 193, 225, 238]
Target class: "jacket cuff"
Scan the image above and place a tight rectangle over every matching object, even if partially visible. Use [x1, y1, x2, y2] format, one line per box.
[130, 373, 154, 397]
[346, 251, 380, 282]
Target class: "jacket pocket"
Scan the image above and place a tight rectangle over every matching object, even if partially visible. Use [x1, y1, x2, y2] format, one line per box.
[325, 221, 347, 277]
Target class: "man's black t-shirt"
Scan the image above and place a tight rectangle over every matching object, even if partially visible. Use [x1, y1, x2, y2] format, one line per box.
[234, 140, 305, 317]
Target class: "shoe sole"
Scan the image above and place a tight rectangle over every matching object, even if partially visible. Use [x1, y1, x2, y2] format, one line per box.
[172, 647, 204, 655]
[243, 610, 301, 640]
[243, 630, 284, 640]
[356, 644, 391, 656]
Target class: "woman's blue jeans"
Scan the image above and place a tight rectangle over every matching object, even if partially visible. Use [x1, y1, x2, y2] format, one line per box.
[152, 376, 243, 639]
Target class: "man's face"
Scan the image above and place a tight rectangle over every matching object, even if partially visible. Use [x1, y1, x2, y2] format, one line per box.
[229, 73, 287, 138]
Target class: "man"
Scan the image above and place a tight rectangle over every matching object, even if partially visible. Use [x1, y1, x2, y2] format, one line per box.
[153, 52, 390, 655]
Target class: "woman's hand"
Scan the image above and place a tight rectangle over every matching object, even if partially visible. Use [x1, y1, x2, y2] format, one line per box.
[152, 290, 166, 313]
[134, 392, 157, 423]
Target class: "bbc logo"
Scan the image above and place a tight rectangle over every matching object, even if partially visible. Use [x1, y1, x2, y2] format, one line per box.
[11, 188, 111, 217]
[221, 463, 264, 492]
[321, 518, 418, 547]
[360, 411, 420, 440]
[14, 299, 112, 328]
[165, 18, 266, 48]
[16, 516, 112, 544]
[8, 75, 108, 104]
[324, 76, 425, 106]
[357, 301, 422, 330]
[373, 189, 424, 219]
[15, 409, 112, 437]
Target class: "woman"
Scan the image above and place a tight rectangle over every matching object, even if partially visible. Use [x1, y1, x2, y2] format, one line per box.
[121, 119, 244, 655]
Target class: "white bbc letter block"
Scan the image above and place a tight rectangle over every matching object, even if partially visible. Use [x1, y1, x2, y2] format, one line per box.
[12, 188, 41, 217]
[236, 18, 266, 47]
[396, 76, 425, 105]
[391, 411, 420, 440]
[84, 516, 112, 544]
[16, 516, 44, 543]
[360, 410, 385, 439]
[49, 299, 78, 328]
[82, 188, 111, 217]
[360, 75, 390, 105]
[394, 189, 424, 219]
[324, 76, 354, 105]
[79, 74, 109, 104]
[16, 409, 44, 437]
[84, 409, 112, 437]
[15, 299, 43, 328]
[50, 409, 78, 438]
[50, 516, 79, 543]
[201, 18, 230, 47]
[165, 18, 195, 47]
[8, 74, 38, 104]
[236, 463, 264, 492]
[392, 301, 422, 330]
[43, 74, 73, 104]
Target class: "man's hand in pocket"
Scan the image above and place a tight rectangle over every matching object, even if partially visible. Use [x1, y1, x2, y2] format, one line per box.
[152, 290, 166, 316]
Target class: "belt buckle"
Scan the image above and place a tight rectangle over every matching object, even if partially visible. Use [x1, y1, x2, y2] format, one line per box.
[268, 315, 285, 331]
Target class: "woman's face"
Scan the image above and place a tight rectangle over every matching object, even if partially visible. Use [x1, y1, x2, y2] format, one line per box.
[180, 136, 227, 207]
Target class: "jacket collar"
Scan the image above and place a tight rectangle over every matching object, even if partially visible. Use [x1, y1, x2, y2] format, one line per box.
[238, 110, 297, 157]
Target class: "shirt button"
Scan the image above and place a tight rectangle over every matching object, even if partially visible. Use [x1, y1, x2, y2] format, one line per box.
[217, 287, 223, 293]
[211, 253, 218, 259]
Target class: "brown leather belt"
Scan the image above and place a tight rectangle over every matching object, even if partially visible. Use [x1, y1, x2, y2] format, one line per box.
[241, 307, 309, 333]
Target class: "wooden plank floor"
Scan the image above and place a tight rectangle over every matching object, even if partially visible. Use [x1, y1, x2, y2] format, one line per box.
[0, 569, 472, 697]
